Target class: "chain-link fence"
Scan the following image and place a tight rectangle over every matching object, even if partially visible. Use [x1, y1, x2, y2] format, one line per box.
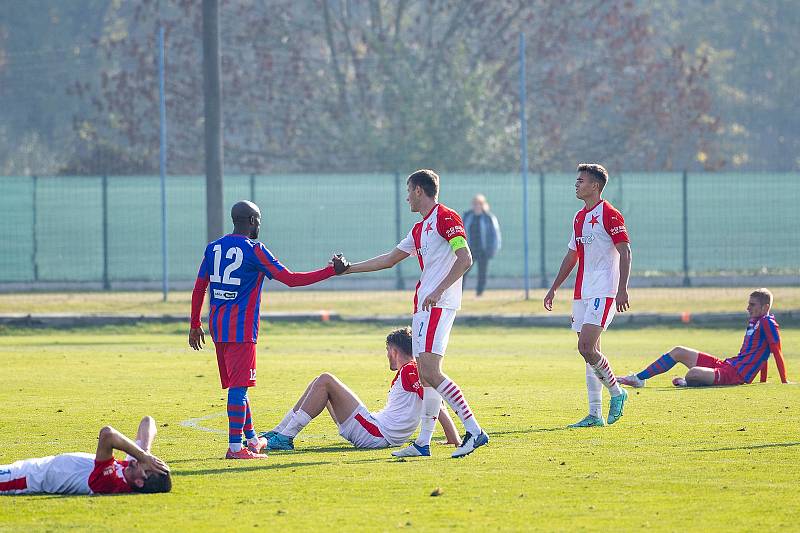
[1, 172, 797, 289]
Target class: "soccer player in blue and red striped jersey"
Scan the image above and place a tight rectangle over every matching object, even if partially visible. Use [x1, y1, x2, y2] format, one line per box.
[189, 201, 340, 459]
[619, 288, 789, 388]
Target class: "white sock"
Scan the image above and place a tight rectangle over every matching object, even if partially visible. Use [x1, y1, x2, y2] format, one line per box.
[229, 442, 243, 452]
[246, 436, 261, 446]
[586, 363, 603, 418]
[590, 355, 623, 397]
[282, 409, 312, 438]
[414, 387, 442, 447]
[273, 409, 296, 434]
[436, 378, 481, 436]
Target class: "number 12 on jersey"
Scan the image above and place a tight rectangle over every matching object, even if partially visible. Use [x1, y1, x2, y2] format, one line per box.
[209, 244, 243, 285]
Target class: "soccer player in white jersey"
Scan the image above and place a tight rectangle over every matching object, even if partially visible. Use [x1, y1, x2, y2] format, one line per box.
[0, 416, 170, 495]
[263, 327, 428, 450]
[343, 169, 489, 458]
[544, 163, 632, 427]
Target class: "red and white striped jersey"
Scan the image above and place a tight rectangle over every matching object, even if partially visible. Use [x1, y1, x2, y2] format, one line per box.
[372, 361, 424, 445]
[567, 199, 630, 299]
[397, 203, 467, 313]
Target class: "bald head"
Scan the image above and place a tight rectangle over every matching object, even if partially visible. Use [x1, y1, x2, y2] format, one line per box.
[231, 200, 262, 239]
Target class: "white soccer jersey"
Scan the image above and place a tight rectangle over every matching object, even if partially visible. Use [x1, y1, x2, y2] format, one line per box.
[397, 203, 468, 313]
[567, 199, 630, 299]
[372, 361, 424, 445]
[1, 453, 95, 494]
[0, 453, 131, 495]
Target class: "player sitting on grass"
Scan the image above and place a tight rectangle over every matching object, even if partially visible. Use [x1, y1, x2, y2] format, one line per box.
[0, 416, 171, 495]
[619, 288, 788, 388]
[261, 327, 458, 450]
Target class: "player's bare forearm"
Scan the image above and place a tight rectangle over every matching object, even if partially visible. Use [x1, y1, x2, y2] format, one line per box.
[135, 416, 157, 452]
[550, 250, 578, 292]
[347, 248, 409, 274]
[615, 242, 632, 312]
[96, 426, 146, 462]
[422, 247, 471, 310]
[544, 250, 577, 310]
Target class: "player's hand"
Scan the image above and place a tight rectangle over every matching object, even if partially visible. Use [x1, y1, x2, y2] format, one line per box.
[616, 289, 630, 313]
[140, 453, 170, 475]
[331, 253, 351, 275]
[543, 289, 556, 311]
[422, 289, 443, 311]
[189, 327, 205, 350]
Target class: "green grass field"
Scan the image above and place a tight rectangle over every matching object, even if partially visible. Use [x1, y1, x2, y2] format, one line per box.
[1, 321, 797, 531]
[3, 286, 800, 317]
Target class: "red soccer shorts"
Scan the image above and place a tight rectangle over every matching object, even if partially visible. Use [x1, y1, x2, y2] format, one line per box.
[215, 342, 257, 389]
[695, 352, 745, 386]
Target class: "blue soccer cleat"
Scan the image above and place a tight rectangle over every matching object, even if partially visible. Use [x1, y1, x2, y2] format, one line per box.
[568, 415, 605, 428]
[451, 431, 489, 458]
[267, 433, 295, 450]
[391, 442, 431, 457]
[258, 430, 278, 440]
[607, 388, 628, 425]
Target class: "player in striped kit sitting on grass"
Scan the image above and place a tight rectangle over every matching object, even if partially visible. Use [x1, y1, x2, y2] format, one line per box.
[619, 288, 789, 388]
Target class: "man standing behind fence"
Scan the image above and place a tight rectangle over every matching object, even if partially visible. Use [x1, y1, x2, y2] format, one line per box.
[462, 194, 501, 296]
[188, 200, 349, 459]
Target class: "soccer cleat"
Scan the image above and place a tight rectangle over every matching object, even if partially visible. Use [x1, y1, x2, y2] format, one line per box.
[451, 431, 489, 458]
[672, 377, 688, 387]
[618, 373, 646, 388]
[607, 388, 628, 425]
[247, 436, 269, 454]
[391, 442, 431, 457]
[267, 433, 295, 451]
[225, 447, 268, 460]
[568, 415, 605, 428]
[258, 430, 278, 440]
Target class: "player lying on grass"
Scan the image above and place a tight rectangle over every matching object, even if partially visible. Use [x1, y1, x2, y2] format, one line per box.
[0, 416, 170, 495]
[261, 327, 459, 450]
[619, 288, 788, 388]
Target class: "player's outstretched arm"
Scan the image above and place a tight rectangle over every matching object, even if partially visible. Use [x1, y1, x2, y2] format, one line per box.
[615, 242, 632, 312]
[346, 248, 409, 274]
[770, 343, 789, 383]
[95, 426, 169, 475]
[544, 249, 577, 311]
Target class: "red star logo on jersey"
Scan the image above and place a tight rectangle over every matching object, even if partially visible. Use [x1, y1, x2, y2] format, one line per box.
[424, 222, 433, 235]
[589, 214, 599, 227]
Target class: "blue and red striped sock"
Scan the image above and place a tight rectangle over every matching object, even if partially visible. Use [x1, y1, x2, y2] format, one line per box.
[637, 353, 677, 380]
[243, 399, 256, 440]
[227, 387, 248, 451]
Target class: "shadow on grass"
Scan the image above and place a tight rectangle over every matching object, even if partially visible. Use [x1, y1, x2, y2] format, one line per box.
[489, 426, 572, 436]
[693, 442, 800, 452]
[173, 461, 329, 476]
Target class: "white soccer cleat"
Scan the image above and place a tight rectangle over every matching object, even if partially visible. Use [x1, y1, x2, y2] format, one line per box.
[618, 373, 646, 388]
[672, 377, 688, 387]
[391, 442, 430, 457]
[451, 431, 489, 458]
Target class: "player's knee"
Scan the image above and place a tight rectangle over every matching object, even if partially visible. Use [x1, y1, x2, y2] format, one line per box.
[98, 426, 114, 441]
[317, 372, 336, 386]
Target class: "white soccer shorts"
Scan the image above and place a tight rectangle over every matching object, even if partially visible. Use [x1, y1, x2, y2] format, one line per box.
[571, 297, 616, 333]
[411, 307, 457, 357]
[337, 404, 390, 449]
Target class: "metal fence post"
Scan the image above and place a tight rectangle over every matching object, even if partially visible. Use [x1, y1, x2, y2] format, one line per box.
[101, 175, 110, 290]
[250, 173, 256, 202]
[539, 171, 547, 288]
[519, 32, 530, 299]
[682, 170, 690, 287]
[394, 171, 405, 290]
[159, 26, 169, 301]
[32, 175, 38, 281]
